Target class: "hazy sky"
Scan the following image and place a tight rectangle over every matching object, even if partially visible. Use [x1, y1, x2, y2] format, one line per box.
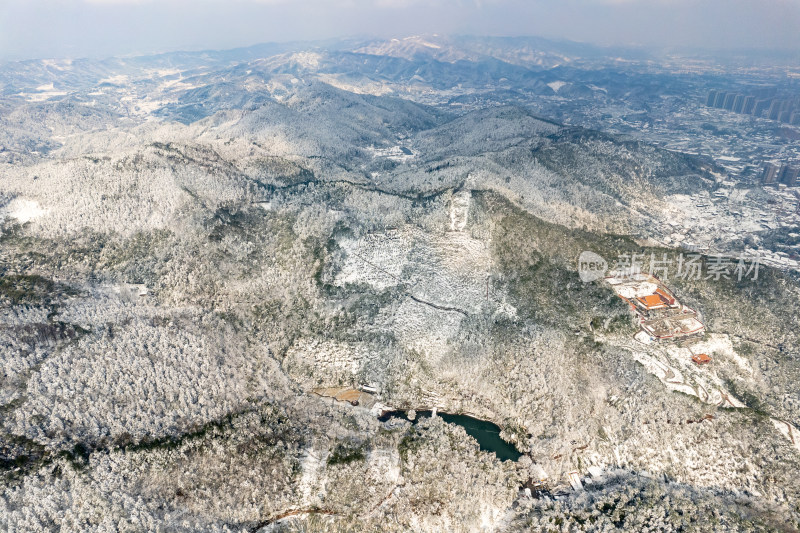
[1, 0, 799, 61]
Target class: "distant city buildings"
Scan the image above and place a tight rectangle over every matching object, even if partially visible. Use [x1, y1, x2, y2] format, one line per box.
[762, 162, 799, 187]
[733, 94, 746, 113]
[762, 163, 780, 185]
[742, 95, 755, 114]
[723, 93, 736, 111]
[706, 88, 800, 125]
[780, 164, 800, 187]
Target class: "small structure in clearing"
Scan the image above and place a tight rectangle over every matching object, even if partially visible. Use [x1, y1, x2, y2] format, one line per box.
[692, 353, 712, 365]
[312, 387, 377, 408]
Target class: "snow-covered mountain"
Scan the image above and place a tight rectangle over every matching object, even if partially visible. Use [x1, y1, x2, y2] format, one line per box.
[1, 36, 799, 532]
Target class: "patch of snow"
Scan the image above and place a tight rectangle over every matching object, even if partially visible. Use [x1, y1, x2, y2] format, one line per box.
[21, 90, 68, 102]
[691, 334, 752, 374]
[98, 74, 129, 85]
[629, 347, 745, 408]
[41, 59, 72, 71]
[567, 471, 583, 491]
[771, 418, 800, 453]
[290, 52, 322, 69]
[587, 466, 604, 478]
[298, 447, 326, 506]
[418, 40, 441, 49]
[616, 281, 658, 299]
[449, 190, 470, 232]
[4, 199, 47, 223]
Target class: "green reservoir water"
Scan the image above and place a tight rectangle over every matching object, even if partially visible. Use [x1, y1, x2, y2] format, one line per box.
[378, 410, 523, 462]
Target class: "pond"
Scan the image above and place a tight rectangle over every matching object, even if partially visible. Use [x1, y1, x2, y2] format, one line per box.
[378, 410, 523, 462]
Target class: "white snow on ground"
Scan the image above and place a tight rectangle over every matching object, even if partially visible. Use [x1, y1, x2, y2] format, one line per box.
[417, 39, 441, 49]
[21, 90, 68, 102]
[333, 211, 513, 364]
[3, 198, 47, 223]
[449, 190, 470, 232]
[99, 74, 129, 85]
[627, 339, 747, 408]
[158, 78, 203, 92]
[366, 145, 415, 162]
[288, 52, 322, 69]
[367, 449, 401, 486]
[335, 229, 412, 290]
[391, 297, 464, 362]
[610, 324, 799, 455]
[771, 419, 800, 453]
[41, 59, 72, 71]
[547, 81, 567, 93]
[152, 68, 182, 77]
[317, 74, 397, 96]
[298, 447, 327, 506]
[659, 189, 800, 273]
[479, 504, 504, 532]
[284, 338, 363, 381]
[335, 221, 496, 315]
[631, 350, 699, 398]
[119, 96, 165, 116]
[616, 282, 658, 299]
[689, 334, 753, 374]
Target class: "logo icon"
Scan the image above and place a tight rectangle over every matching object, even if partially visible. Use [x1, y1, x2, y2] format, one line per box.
[578, 251, 608, 283]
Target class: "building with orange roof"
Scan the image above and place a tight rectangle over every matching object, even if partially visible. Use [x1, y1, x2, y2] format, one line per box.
[637, 294, 668, 310]
[608, 273, 705, 343]
[655, 288, 676, 306]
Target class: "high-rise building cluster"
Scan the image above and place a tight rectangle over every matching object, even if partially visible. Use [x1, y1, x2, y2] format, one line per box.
[762, 162, 800, 186]
[706, 89, 800, 125]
